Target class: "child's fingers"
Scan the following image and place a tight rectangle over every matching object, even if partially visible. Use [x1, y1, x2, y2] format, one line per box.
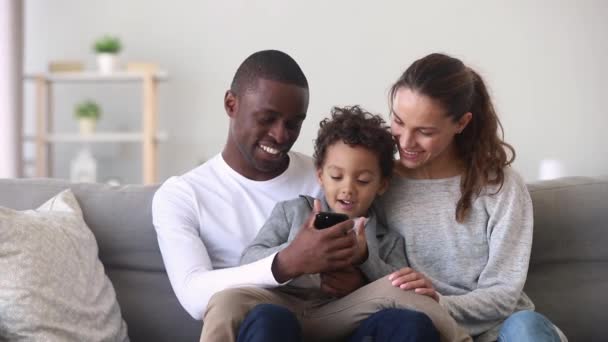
[313, 199, 321, 213]
[355, 217, 366, 236]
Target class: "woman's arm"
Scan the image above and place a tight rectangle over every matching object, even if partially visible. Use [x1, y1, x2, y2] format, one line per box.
[438, 177, 533, 324]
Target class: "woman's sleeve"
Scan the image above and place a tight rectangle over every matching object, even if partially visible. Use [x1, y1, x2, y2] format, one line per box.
[439, 172, 533, 331]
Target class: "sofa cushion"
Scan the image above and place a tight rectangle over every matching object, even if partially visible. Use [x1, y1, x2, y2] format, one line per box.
[0, 178, 163, 272]
[0, 189, 128, 341]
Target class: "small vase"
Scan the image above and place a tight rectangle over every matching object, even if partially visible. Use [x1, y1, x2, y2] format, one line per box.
[97, 53, 118, 74]
[79, 118, 97, 135]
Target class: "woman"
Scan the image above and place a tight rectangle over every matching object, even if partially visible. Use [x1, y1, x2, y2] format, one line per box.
[379, 53, 566, 342]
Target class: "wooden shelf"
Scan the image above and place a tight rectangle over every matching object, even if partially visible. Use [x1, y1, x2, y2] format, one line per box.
[23, 131, 168, 143]
[24, 71, 169, 83]
[24, 70, 167, 184]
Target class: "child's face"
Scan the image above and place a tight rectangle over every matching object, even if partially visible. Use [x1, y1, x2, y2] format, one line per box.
[316, 140, 388, 218]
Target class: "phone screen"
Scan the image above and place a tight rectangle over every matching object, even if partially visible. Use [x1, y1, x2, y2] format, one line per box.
[314, 212, 349, 229]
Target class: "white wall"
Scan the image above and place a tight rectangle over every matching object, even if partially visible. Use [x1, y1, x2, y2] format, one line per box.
[24, 0, 608, 183]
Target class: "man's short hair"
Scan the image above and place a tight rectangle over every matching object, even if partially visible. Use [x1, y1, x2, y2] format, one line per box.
[230, 50, 308, 94]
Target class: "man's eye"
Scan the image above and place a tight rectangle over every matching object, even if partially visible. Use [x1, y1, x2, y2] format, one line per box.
[259, 118, 274, 125]
[285, 121, 303, 130]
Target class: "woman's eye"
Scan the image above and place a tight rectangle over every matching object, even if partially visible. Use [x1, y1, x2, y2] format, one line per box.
[419, 130, 433, 136]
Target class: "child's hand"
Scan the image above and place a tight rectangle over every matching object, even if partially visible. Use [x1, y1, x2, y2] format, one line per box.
[351, 218, 368, 265]
[388, 267, 439, 302]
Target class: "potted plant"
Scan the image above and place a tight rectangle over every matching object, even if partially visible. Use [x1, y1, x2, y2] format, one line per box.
[75, 100, 101, 135]
[94, 35, 122, 74]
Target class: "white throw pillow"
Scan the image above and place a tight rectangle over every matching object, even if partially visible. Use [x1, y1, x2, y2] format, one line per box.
[0, 189, 129, 341]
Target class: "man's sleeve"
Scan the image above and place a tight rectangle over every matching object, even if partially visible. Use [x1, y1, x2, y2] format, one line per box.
[152, 178, 280, 320]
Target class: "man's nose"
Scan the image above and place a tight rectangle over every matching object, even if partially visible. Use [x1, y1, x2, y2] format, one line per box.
[269, 123, 289, 145]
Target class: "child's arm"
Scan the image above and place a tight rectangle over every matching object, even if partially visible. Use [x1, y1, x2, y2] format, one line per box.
[356, 219, 408, 282]
[240, 201, 292, 265]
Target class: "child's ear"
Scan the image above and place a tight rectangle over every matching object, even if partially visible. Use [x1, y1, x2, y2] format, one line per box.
[316, 168, 323, 185]
[377, 178, 389, 196]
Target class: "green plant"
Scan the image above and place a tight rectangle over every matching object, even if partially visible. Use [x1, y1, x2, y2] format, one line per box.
[74, 100, 101, 120]
[93, 35, 122, 54]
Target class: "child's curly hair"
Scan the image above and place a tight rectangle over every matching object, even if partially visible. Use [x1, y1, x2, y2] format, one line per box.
[314, 106, 396, 178]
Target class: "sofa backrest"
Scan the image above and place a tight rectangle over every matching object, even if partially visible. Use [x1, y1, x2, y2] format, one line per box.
[525, 176, 608, 341]
[1, 176, 607, 341]
[0, 178, 201, 341]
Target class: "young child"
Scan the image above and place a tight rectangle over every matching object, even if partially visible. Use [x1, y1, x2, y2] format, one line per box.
[241, 105, 407, 292]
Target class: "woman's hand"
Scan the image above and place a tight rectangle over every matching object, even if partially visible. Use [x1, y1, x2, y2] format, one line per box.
[389, 267, 439, 302]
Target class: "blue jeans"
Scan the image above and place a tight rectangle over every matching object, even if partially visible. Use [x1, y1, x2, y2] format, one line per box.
[498, 310, 561, 342]
[349, 308, 440, 342]
[237, 304, 301, 342]
[237, 304, 440, 342]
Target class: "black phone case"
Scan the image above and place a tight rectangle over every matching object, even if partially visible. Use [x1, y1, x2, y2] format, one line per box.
[314, 212, 349, 229]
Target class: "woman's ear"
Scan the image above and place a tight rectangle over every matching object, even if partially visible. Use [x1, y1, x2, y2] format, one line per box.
[457, 112, 473, 133]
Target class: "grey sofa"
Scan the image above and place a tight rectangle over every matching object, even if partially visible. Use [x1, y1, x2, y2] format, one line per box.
[1, 176, 606, 341]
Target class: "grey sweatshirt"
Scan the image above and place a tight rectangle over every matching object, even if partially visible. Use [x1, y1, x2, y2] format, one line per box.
[241, 195, 408, 287]
[377, 168, 535, 342]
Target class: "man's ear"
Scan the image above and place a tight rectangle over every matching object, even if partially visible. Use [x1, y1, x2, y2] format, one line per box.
[224, 90, 238, 118]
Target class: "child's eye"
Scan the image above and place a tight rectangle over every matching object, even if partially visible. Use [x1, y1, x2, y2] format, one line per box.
[330, 176, 342, 180]
[357, 179, 371, 184]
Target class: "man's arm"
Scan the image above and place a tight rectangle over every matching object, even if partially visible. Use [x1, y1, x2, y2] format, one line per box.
[243, 198, 360, 284]
[152, 178, 281, 320]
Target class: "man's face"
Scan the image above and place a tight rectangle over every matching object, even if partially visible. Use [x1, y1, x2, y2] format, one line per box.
[225, 79, 309, 180]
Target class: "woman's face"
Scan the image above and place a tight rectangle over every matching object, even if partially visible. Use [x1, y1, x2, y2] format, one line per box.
[390, 87, 471, 178]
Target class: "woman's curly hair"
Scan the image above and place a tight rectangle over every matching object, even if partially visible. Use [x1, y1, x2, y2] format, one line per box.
[314, 106, 396, 178]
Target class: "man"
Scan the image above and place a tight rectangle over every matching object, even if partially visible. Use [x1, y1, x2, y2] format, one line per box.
[153, 50, 457, 342]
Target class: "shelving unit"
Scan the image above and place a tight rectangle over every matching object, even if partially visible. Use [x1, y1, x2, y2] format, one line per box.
[23, 70, 168, 184]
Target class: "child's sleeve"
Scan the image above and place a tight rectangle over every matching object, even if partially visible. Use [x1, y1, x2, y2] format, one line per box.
[357, 220, 408, 282]
[240, 201, 292, 265]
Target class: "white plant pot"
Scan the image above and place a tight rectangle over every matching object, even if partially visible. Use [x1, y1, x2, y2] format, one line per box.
[79, 118, 97, 135]
[96, 53, 119, 74]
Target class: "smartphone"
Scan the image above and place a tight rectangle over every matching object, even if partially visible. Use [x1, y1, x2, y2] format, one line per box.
[314, 212, 349, 229]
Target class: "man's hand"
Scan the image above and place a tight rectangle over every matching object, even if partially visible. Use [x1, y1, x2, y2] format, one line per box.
[389, 267, 439, 302]
[272, 200, 357, 283]
[320, 266, 367, 297]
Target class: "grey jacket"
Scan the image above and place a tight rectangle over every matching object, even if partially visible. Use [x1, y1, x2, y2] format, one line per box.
[241, 195, 408, 284]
